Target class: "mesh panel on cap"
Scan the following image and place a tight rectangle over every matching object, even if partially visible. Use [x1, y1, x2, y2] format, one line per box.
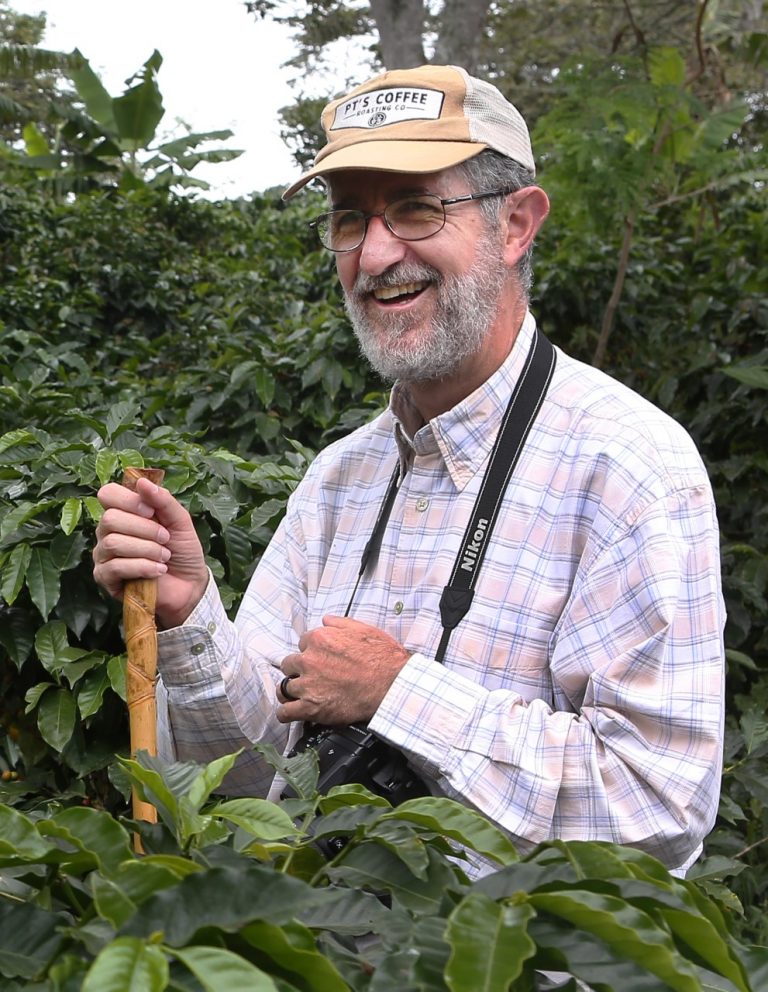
[456, 67, 534, 173]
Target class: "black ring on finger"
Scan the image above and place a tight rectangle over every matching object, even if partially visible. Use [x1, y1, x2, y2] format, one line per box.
[279, 675, 298, 702]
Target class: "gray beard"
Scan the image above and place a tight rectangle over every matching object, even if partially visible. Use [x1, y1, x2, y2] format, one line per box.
[342, 231, 508, 385]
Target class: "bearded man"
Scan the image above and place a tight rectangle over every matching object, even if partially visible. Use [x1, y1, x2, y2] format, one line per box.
[93, 65, 725, 878]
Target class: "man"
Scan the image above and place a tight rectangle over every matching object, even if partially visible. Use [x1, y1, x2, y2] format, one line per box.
[93, 65, 725, 877]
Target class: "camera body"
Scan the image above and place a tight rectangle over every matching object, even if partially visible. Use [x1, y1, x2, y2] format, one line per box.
[282, 722, 429, 805]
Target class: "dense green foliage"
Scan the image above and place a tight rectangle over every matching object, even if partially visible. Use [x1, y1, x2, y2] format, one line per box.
[2, 746, 766, 990]
[1, 5, 767, 985]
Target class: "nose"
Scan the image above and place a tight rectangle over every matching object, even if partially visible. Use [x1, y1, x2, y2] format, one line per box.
[357, 213, 408, 276]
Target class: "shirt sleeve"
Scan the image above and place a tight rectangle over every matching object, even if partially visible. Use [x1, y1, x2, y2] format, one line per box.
[155, 558, 296, 797]
[368, 482, 725, 870]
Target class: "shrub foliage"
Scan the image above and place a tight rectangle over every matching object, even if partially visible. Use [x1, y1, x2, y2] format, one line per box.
[0, 39, 767, 988]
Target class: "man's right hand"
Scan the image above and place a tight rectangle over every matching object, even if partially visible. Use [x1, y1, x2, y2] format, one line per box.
[93, 477, 209, 629]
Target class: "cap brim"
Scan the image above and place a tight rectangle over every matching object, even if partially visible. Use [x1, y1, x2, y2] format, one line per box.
[281, 140, 487, 200]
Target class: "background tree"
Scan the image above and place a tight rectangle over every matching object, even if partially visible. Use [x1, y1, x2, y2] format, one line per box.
[247, 0, 766, 175]
[0, 0, 79, 154]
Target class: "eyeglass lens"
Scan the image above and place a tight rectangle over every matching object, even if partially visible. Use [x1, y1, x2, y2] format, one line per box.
[317, 194, 446, 251]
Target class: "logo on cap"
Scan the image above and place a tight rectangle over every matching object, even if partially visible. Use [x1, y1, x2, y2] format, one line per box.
[331, 87, 446, 131]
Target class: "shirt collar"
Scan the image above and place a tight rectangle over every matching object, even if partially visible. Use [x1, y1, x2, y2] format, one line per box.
[389, 311, 538, 490]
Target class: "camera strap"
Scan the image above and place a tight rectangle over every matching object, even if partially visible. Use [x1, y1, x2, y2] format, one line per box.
[435, 327, 555, 662]
[347, 327, 556, 662]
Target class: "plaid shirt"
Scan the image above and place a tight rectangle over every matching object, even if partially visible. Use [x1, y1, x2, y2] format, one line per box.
[157, 311, 725, 875]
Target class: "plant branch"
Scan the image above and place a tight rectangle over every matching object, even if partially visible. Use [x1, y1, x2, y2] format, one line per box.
[591, 210, 636, 369]
[735, 833, 768, 859]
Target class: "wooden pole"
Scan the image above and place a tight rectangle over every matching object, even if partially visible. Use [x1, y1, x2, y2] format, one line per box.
[121, 466, 165, 832]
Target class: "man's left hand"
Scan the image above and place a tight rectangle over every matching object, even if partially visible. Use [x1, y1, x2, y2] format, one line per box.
[276, 615, 411, 725]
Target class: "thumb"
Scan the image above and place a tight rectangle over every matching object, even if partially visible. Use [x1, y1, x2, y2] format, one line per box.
[134, 477, 194, 533]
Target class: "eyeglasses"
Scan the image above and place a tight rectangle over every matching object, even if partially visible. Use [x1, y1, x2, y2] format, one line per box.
[309, 188, 517, 252]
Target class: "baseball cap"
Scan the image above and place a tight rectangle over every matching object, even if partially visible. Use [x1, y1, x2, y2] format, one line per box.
[282, 64, 534, 200]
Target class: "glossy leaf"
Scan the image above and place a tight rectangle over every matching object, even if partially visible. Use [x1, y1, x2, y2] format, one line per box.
[40, 806, 133, 876]
[208, 797, 299, 840]
[82, 937, 169, 992]
[0, 805, 55, 861]
[36, 686, 77, 751]
[445, 893, 536, 991]
[170, 946, 278, 992]
[120, 864, 317, 945]
[60, 497, 82, 535]
[0, 900, 67, 980]
[26, 546, 60, 619]
[380, 796, 519, 865]
[35, 619, 69, 671]
[530, 889, 702, 992]
[240, 919, 348, 991]
[0, 541, 31, 604]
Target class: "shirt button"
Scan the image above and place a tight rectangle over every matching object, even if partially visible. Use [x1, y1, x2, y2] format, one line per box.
[207, 622, 217, 634]
[393, 601, 404, 615]
[416, 497, 429, 512]
[191, 643, 205, 656]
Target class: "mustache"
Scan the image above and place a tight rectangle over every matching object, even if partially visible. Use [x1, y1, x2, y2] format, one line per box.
[352, 262, 442, 297]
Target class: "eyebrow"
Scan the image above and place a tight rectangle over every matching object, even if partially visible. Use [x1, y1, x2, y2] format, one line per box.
[331, 185, 433, 210]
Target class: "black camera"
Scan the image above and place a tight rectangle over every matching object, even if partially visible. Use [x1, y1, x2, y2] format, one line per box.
[282, 722, 429, 805]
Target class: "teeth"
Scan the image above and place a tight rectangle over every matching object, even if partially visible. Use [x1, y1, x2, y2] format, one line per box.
[373, 281, 428, 301]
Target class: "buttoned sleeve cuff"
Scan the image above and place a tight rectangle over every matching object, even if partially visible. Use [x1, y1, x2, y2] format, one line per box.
[156, 570, 236, 691]
[369, 651, 518, 780]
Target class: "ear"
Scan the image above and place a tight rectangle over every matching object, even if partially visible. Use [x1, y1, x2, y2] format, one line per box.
[501, 186, 550, 266]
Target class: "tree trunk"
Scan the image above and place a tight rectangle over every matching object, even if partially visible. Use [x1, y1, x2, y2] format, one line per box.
[369, 0, 427, 68]
[431, 0, 492, 74]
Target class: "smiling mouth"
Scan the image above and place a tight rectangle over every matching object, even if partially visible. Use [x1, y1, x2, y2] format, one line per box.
[372, 280, 429, 303]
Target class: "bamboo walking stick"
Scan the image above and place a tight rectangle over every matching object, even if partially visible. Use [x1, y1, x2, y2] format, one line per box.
[121, 466, 165, 831]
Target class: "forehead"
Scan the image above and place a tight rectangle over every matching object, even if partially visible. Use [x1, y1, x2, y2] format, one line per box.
[327, 166, 467, 206]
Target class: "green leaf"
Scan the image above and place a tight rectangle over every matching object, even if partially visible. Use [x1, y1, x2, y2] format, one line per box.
[329, 843, 459, 915]
[0, 428, 36, 454]
[106, 400, 140, 440]
[116, 755, 180, 829]
[380, 797, 519, 865]
[26, 546, 61, 619]
[0, 900, 67, 980]
[84, 496, 105, 522]
[253, 740, 320, 800]
[649, 46, 686, 87]
[170, 946, 277, 992]
[187, 751, 241, 810]
[722, 365, 768, 389]
[77, 664, 113, 717]
[0, 805, 56, 861]
[70, 50, 117, 132]
[44, 806, 133, 875]
[121, 864, 317, 945]
[0, 606, 35, 669]
[529, 889, 701, 992]
[82, 937, 169, 992]
[0, 541, 31, 604]
[36, 686, 78, 751]
[253, 367, 276, 407]
[25, 680, 55, 713]
[108, 653, 128, 701]
[35, 619, 70, 671]
[49, 529, 88, 571]
[208, 798, 299, 840]
[0, 499, 55, 540]
[445, 894, 536, 992]
[60, 497, 83, 535]
[240, 919, 348, 991]
[112, 52, 164, 148]
[95, 449, 120, 485]
[91, 874, 139, 929]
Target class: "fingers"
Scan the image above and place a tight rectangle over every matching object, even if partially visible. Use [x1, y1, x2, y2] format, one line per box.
[275, 672, 304, 724]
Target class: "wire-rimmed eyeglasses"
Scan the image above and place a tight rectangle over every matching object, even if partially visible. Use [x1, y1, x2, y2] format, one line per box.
[309, 188, 517, 253]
